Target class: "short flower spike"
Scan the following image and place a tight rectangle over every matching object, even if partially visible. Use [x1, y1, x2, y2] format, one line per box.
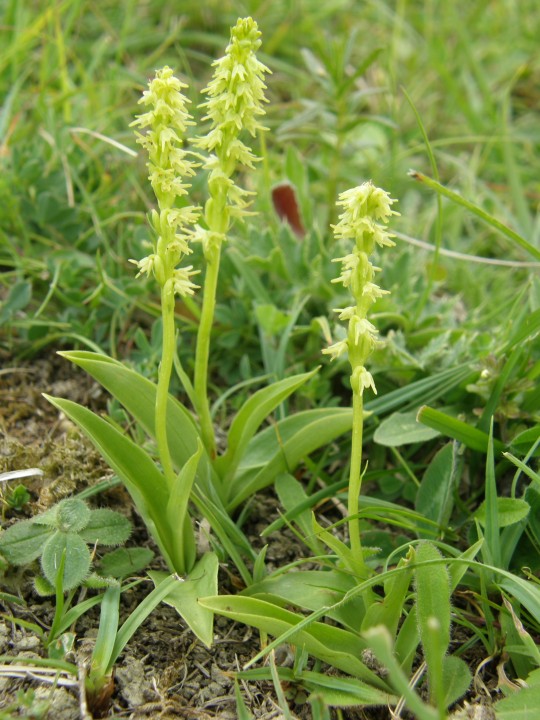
[324, 181, 399, 396]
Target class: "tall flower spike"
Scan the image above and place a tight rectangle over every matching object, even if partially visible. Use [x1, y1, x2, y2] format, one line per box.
[130, 66, 200, 296]
[323, 181, 398, 396]
[194, 16, 270, 238]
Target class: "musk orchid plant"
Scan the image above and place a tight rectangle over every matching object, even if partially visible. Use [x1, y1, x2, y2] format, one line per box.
[200, 185, 478, 717]
[45, 17, 353, 646]
[322, 182, 398, 577]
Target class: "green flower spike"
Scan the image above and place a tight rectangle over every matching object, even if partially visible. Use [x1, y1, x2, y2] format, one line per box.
[324, 181, 398, 577]
[195, 16, 270, 244]
[193, 17, 270, 458]
[130, 66, 200, 486]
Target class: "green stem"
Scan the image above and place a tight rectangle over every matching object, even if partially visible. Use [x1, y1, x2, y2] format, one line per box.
[155, 282, 176, 485]
[193, 244, 221, 459]
[348, 387, 367, 577]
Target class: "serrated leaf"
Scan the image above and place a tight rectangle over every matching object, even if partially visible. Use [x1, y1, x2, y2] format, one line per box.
[41, 531, 91, 590]
[0, 520, 51, 565]
[374, 410, 440, 446]
[79, 508, 131, 546]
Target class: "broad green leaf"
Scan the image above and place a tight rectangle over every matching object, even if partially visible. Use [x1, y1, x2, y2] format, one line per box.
[417, 406, 505, 454]
[474, 497, 530, 528]
[149, 552, 218, 647]
[374, 410, 440, 446]
[441, 655, 472, 708]
[275, 473, 323, 554]
[416, 443, 459, 537]
[216, 368, 318, 482]
[44, 395, 177, 571]
[41, 531, 90, 590]
[98, 548, 154, 579]
[57, 352, 215, 494]
[0, 520, 51, 565]
[246, 569, 365, 632]
[199, 595, 388, 688]
[494, 685, 540, 719]
[228, 407, 353, 510]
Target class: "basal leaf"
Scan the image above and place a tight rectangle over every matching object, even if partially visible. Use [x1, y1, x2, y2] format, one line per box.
[44, 395, 177, 571]
[217, 368, 318, 481]
[199, 595, 388, 689]
[227, 407, 353, 509]
[149, 552, 219, 647]
[57, 352, 215, 495]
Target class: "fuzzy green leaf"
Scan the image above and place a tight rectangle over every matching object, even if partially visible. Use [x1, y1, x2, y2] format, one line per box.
[55, 498, 91, 533]
[0, 520, 52, 565]
[441, 655, 472, 707]
[41, 531, 91, 590]
[474, 497, 530, 528]
[494, 685, 540, 719]
[415, 443, 459, 536]
[98, 547, 154, 579]
[79, 508, 131, 546]
[414, 543, 450, 711]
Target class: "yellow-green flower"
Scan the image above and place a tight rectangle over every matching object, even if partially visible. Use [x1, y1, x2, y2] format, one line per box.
[194, 17, 270, 230]
[130, 66, 200, 297]
[324, 181, 398, 396]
